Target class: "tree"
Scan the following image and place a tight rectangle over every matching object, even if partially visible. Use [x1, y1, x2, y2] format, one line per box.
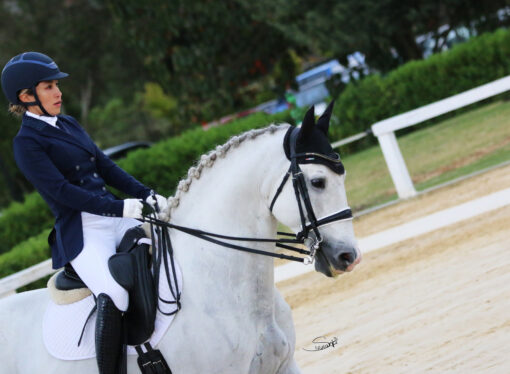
[108, 0, 300, 122]
[241, 0, 510, 72]
[0, 0, 149, 126]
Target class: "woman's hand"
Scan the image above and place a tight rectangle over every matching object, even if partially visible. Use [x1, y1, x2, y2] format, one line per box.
[145, 193, 168, 212]
[123, 199, 143, 219]
[145, 193, 169, 221]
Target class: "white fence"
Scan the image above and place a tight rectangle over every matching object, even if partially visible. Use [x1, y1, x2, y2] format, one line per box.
[0, 259, 54, 298]
[372, 75, 510, 199]
[2, 76, 510, 297]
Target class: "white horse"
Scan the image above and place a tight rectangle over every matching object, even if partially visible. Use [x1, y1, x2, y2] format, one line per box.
[0, 106, 360, 373]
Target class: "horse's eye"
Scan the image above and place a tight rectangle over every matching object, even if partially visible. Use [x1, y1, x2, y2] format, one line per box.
[311, 178, 326, 189]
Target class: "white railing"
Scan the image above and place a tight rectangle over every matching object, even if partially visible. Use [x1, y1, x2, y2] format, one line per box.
[372, 75, 510, 199]
[0, 259, 55, 298]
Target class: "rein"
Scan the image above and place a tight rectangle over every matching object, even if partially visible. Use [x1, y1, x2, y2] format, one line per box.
[141, 125, 353, 314]
[141, 125, 352, 270]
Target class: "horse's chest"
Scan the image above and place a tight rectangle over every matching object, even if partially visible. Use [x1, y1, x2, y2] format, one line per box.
[249, 323, 290, 374]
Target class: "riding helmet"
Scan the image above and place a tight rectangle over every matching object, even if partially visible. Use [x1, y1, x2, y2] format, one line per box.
[1, 52, 68, 107]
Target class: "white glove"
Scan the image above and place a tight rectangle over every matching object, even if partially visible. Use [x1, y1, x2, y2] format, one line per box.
[145, 194, 168, 213]
[123, 199, 143, 219]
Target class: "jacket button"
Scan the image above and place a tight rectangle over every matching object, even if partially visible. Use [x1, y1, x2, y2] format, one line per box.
[75, 165, 80, 171]
[80, 179, 84, 185]
[93, 172, 99, 178]
[102, 186, 106, 191]
[90, 156, 95, 162]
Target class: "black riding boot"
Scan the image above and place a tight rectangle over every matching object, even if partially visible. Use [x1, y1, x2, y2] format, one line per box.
[95, 293, 124, 374]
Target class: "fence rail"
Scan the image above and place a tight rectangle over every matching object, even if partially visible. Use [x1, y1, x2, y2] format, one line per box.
[0, 259, 54, 298]
[372, 75, 510, 199]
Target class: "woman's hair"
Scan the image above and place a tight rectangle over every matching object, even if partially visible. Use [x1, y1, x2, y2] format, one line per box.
[8, 88, 33, 116]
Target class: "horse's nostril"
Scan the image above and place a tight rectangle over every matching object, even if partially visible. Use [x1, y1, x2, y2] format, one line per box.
[339, 251, 354, 265]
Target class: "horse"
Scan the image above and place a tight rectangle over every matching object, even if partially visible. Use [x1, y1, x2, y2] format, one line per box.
[0, 103, 361, 373]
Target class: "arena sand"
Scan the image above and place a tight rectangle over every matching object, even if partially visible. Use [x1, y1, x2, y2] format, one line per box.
[277, 163, 510, 373]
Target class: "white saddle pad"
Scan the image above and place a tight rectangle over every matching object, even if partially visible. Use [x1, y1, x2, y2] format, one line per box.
[43, 260, 183, 360]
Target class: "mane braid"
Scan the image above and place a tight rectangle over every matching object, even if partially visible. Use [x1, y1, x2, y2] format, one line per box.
[163, 124, 289, 220]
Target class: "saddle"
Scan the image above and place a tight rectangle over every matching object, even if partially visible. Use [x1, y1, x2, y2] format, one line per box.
[54, 225, 157, 346]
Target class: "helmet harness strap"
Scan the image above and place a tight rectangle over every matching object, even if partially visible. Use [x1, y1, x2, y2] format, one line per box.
[20, 83, 52, 117]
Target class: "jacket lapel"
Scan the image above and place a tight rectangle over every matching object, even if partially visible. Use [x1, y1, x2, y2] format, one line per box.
[21, 115, 95, 155]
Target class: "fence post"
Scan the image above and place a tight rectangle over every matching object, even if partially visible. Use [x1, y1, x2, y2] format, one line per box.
[376, 131, 417, 199]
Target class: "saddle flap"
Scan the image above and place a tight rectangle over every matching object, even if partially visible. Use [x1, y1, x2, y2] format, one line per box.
[118, 226, 148, 253]
[108, 253, 135, 291]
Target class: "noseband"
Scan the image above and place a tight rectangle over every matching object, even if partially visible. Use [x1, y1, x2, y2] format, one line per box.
[269, 126, 353, 262]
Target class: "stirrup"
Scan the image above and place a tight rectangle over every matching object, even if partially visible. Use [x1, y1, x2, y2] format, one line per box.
[135, 343, 172, 374]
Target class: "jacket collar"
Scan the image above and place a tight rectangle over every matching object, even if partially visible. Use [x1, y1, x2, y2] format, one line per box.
[21, 114, 95, 155]
[25, 111, 58, 127]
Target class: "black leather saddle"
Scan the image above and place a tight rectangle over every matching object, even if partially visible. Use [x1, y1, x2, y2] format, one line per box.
[54, 225, 157, 346]
[55, 263, 87, 290]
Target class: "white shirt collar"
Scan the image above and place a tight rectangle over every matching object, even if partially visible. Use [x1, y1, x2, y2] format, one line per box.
[25, 111, 58, 128]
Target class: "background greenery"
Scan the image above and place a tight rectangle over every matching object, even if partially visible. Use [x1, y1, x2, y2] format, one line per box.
[1, 0, 509, 208]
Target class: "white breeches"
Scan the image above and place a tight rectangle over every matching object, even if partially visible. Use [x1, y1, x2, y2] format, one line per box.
[70, 212, 141, 311]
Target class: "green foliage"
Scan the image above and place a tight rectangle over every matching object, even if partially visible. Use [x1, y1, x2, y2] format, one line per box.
[0, 110, 291, 266]
[108, 0, 296, 122]
[0, 229, 51, 279]
[87, 83, 186, 148]
[242, 0, 510, 72]
[143, 83, 178, 120]
[330, 28, 510, 146]
[0, 0, 149, 123]
[0, 102, 35, 207]
[87, 96, 148, 148]
[117, 111, 292, 197]
[0, 193, 53, 255]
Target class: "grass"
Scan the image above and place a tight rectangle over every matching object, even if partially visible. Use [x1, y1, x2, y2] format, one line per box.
[342, 99, 510, 211]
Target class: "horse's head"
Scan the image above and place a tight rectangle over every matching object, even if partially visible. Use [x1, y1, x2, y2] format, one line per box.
[270, 101, 361, 277]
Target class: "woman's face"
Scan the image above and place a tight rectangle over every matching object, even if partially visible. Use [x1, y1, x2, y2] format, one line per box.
[20, 80, 62, 116]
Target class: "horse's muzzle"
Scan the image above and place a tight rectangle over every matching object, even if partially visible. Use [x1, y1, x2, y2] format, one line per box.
[315, 241, 362, 277]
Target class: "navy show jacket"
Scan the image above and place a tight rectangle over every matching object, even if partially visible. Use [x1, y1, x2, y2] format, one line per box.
[13, 114, 152, 269]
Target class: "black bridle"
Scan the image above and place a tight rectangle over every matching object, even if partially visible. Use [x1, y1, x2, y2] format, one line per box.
[141, 125, 352, 266]
[268, 125, 353, 260]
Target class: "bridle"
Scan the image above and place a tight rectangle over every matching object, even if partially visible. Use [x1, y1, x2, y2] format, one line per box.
[140, 125, 353, 267]
[268, 125, 353, 262]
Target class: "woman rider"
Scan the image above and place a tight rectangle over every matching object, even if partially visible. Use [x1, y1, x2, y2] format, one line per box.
[1, 52, 167, 374]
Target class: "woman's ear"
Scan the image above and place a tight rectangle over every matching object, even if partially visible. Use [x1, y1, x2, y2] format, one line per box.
[18, 91, 35, 104]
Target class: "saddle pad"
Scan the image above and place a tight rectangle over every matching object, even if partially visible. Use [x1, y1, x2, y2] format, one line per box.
[43, 260, 183, 360]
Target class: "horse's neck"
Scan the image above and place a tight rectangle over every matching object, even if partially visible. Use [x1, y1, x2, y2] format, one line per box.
[171, 130, 286, 311]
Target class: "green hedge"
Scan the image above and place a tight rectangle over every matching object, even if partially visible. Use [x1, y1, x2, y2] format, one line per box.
[120, 110, 291, 197]
[0, 193, 53, 255]
[330, 28, 510, 142]
[0, 110, 291, 264]
[0, 229, 51, 278]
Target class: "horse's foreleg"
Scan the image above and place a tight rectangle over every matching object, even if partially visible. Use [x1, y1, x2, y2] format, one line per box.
[274, 287, 302, 374]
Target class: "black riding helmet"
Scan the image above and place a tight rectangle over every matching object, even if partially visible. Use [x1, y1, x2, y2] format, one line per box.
[1, 52, 68, 116]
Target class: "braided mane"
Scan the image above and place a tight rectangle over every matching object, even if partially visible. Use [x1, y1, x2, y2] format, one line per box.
[164, 123, 290, 219]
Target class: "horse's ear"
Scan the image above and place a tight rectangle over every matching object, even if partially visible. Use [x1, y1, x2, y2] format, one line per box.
[316, 100, 335, 135]
[299, 105, 315, 140]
